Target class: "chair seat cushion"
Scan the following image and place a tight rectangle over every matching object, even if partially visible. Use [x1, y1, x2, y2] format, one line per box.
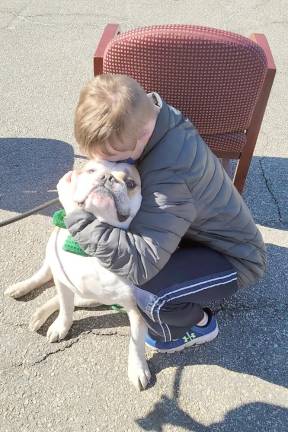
[203, 132, 246, 158]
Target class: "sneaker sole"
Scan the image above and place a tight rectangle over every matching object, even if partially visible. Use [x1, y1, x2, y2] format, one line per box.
[145, 322, 219, 353]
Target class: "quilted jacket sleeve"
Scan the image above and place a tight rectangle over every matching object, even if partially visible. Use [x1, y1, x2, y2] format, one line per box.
[64, 178, 197, 286]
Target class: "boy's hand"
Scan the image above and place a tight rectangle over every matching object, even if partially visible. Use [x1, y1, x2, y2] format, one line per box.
[57, 171, 79, 214]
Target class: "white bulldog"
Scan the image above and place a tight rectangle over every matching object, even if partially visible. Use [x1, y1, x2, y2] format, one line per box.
[5, 160, 151, 390]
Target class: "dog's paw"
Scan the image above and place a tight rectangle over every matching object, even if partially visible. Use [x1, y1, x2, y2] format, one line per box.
[46, 318, 72, 343]
[29, 309, 48, 332]
[4, 282, 30, 299]
[128, 359, 151, 391]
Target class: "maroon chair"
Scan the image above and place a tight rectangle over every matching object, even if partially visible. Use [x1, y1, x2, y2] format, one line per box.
[93, 24, 276, 193]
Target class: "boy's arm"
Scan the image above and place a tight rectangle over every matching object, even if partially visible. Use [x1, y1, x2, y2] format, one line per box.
[64, 180, 196, 286]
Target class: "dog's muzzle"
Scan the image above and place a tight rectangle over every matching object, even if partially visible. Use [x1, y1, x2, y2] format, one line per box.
[79, 179, 130, 223]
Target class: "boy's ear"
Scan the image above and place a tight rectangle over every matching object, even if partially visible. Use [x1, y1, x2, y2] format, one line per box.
[137, 127, 148, 140]
[136, 123, 154, 145]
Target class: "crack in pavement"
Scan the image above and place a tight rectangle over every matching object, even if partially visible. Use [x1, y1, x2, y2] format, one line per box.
[30, 335, 83, 366]
[2, 321, 27, 328]
[0, 9, 124, 29]
[217, 301, 288, 315]
[1, 328, 128, 372]
[1, 302, 285, 373]
[259, 157, 283, 223]
[0, 338, 82, 373]
[0, 2, 30, 30]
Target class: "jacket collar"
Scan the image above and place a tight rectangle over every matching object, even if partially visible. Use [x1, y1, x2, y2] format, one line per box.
[138, 92, 171, 162]
[138, 93, 186, 163]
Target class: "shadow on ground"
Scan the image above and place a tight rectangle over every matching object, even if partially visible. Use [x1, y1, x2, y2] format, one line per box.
[0, 143, 287, 228]
[0, 138, 75, 218]
[136, 367, 287, 431]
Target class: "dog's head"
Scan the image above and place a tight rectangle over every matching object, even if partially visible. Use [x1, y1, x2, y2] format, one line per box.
[72, 160, 142, 229]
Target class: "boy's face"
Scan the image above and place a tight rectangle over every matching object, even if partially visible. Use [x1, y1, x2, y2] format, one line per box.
[91, 105, 160, 163]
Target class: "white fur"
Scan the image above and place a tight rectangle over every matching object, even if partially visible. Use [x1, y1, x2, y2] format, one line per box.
[5, 161, 151, 390]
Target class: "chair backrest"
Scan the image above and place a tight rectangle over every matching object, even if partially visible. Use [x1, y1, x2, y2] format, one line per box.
[102, 25, 267, 148]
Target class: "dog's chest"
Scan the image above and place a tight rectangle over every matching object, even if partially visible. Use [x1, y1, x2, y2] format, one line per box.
[46, 229, 134, 303]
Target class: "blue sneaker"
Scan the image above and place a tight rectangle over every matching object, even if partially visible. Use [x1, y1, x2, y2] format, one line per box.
[145, 308, 219, 353]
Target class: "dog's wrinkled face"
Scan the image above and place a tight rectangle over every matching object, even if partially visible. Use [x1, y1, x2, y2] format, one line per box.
[72, 160, 142, 229]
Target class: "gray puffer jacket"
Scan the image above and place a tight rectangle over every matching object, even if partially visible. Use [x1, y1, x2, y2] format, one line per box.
[65, 95, 266, 289]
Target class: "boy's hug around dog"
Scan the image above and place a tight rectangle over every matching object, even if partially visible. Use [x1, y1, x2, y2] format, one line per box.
[6, 74, 266, 390]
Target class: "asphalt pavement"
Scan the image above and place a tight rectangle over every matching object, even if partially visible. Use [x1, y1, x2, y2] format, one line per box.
[0, 1, 287, 431]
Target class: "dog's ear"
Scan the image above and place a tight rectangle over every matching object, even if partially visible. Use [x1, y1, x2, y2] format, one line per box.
[73, 167, 84, 176]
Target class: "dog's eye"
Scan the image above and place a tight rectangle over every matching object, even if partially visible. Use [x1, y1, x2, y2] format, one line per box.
[87, 169, 96, 174]
[125, 179, 136, 189]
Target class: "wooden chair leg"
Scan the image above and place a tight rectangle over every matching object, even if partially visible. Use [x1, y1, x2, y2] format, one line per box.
[233, 154, 253, 194]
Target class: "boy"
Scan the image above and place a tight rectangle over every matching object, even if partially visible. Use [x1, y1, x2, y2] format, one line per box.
[57, 74, 266, 352]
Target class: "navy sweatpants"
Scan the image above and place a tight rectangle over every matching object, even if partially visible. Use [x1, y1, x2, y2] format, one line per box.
[135, 244, 238, 342]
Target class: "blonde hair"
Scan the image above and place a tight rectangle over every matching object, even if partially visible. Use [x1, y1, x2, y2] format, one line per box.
[74, 74, 154, 158]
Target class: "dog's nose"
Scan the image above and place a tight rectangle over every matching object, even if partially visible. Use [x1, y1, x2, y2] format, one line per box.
[103, 173, 117, 184]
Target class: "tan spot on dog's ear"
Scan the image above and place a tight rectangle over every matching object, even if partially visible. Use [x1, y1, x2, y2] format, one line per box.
[128, 166, 141, 184]
[127, 188, 138, 198]
[74, 167, 83, 175]
[112, 171, 126, 184]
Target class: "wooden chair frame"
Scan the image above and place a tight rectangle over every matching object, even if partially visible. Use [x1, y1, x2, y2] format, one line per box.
[93, 24, 276, 193]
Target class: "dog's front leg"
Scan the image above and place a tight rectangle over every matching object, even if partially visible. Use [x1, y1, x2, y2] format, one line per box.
[126, 308, 151, 391]
[47, 280, 74, 343]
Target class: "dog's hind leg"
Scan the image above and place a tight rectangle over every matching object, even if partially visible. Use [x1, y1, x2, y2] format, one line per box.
[126, 307, 151, 391]
[4, 259, 53, 299]
[29, 293, 101, 333]
[29, 294, 60, 332]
